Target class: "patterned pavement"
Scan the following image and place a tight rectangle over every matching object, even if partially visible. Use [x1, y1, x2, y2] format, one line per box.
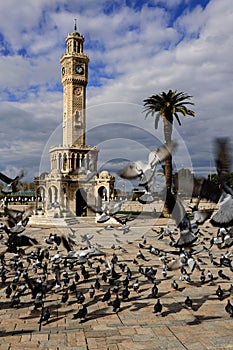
[0, 216, 233, 350]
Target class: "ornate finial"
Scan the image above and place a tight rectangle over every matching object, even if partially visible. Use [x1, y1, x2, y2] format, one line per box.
[74, 18, 77, 32]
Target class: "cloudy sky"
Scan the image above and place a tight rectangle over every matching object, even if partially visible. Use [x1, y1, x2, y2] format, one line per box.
[0, 0, 232, 185]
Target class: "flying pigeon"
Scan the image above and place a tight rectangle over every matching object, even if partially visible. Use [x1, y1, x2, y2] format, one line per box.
[0, 170, 24, 194]
[119, 141, 177, 180]
[211, 138, 233, 227]
[165, 190, 199, 248]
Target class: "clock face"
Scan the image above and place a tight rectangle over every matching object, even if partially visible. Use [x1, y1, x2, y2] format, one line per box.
[75, 64, 84, 74]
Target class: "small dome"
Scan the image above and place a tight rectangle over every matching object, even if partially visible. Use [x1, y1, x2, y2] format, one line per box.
[99, 170, 110, 178]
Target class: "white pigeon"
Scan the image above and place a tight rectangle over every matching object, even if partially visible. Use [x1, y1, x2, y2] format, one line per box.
[119, 142, 177, 180]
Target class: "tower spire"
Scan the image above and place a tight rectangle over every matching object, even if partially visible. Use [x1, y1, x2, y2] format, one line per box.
[74, 18, 77, 32]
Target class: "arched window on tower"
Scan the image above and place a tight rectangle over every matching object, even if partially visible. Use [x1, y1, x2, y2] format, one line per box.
[74, 40, 77, 52]
[67, 40, 71, 54]
[63, 153, 67, 171]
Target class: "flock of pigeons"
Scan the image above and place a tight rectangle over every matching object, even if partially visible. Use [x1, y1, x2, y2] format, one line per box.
[0, 138, 233, 332]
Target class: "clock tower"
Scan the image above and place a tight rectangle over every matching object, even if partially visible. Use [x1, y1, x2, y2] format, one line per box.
[60, 22, 89, 146]
[34, 22, 104, 217]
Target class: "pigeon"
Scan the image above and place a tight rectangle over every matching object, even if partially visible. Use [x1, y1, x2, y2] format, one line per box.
[102, 288, 111, 303]
[126, 267, 132, 279]
[228, 284, 233, 294]
[114, 214, 135, 231]
[194, 177, 222, 205]
[119, 142, 177, 180]
[210, 139, 233, 227]
[216, 285, 224, 300]
[151, 283, 159, 298]
[10, 295, 20, 308]
[88, 200, 126, 223]
[61, 290, 69, 303]
[219, 255, 232, 269]
[136, 250, 148, 261]
[184, 296, 193, 309]
[111, 253, 118, 265]
[111, 265, 121, 280]
[165, 190, 199, 248]
[0, 170, 24, 194]
[218, 269, 230, 280]
[6, 233, 38, 252]
[74, 271, 80, 283]
[191, 205, 214, 225]
[34, 291, 44, 309]
[149, 246, 160, 256]
[5, 284, 12, 298]
[89, 285, 95, 298]
[94, 278, 101, 290]
[38, 307, 50, 331]
[73, 304, 87, 321]
[118, 263, 126, 272]
[200, 270, 206, 283]
[171, 280, 179, 290]
[132, 279, 140, 292]
[112, 295, 121, 312]
[120, 146, 169, 204]
[207, 270, 214, 281]
[225, 300, 233, 317]
[122, 286, 130, 300]
[153, 299, 162, 314]
[123, 276, 130, 287]
[3, 206, 33, 234]
[77, 291, 85, 304]
[80, 233, 93, 245]
[145, 267, 157, 282]
[187, 256, 196, 273]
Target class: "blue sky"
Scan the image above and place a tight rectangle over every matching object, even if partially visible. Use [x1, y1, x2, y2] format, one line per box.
[0, 0, 232, 183]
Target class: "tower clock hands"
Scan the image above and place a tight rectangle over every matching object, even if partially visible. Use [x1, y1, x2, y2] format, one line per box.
[75, 64, 84, 74]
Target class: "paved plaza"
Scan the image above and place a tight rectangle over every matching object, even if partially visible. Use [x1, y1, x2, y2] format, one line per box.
[0, 215, 233, 350]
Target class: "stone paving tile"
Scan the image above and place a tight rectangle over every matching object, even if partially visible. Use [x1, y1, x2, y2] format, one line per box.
[66, 331, 86, 347]
[107, 345, 119, 350]
[118, 327, 137, 336]
[0, 344, 10, 350]
[106, 336, 131, 344]
[183, 343, 208, 350]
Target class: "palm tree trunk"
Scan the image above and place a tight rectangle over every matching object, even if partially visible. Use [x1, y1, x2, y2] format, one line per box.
[163, 115, 173, 217]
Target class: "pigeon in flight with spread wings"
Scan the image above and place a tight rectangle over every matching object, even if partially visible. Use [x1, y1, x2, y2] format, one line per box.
[210, 138, 233, 227]
[0, 170, 24, 194]
[88, 200, 127, 223]
[2, 206, 33, 234]
[188, 174, 222, 224]
[165, 190, 199, 248]
[119, 142, 176, 204]
[119, 142, 177, 181]
[165, 167, 224, 247]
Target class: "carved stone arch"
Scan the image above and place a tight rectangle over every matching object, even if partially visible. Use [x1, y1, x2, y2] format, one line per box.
[97, 185, 108, 207]
[95, 171, 115, 204]
[48, 185, 59, 208]
[36, 185, 46, 209]
[36, 185, 46, 201]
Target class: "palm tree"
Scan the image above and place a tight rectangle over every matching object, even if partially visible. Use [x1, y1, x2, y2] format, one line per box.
[143, 90, 195, 215]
